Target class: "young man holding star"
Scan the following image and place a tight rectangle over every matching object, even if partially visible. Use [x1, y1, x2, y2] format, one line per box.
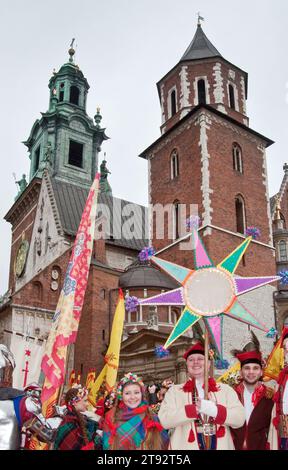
[230, 331, 274, 450]
[158, 340, 245, 450]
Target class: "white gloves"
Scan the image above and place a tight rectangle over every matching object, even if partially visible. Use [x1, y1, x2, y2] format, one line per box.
[198, 399, 218, 418]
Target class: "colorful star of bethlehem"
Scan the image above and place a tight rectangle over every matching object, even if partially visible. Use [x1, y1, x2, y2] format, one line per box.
[138, 228, 279, 358]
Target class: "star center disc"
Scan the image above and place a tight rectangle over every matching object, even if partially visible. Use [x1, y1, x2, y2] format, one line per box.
[184, 268, 235, 316]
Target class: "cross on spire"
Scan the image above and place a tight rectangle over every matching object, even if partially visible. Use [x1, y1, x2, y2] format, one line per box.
[197, 12, 204, 26]
[68, 38, 76, 63]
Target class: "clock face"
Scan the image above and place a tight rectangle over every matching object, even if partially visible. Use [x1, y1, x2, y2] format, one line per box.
[14, 240, 29, 278]
[51, 280, 58, 291]
[51, 269, 59, 280]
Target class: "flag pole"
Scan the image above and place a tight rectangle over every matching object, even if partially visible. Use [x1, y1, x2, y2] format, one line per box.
[204, 328, 209, 400]
[56, 344, 72, 405]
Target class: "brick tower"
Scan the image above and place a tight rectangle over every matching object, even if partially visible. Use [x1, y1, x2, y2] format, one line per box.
[139, 22, 277, 358]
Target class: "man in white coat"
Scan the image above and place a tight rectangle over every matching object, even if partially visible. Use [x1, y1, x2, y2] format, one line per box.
[158, 341, 245, 450]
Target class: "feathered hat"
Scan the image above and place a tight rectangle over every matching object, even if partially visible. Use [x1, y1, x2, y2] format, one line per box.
[231, 331, 262, 367]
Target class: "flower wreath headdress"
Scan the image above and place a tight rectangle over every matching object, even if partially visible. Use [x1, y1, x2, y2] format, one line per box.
[67, 384, 89, 406]
[116, 372, 144, 400]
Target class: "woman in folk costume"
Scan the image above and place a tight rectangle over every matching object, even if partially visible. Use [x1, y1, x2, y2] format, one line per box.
[158, 340, 245, 450]
[230, 331, 275, 450]
[102, 372, 169, 450]
[269, 327, 288, 450]
[54, 385, 102, 450]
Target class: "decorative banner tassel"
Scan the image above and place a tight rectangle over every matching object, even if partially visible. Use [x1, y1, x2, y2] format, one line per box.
[216, 425, 226, 438]
[278, 270, 288, 285]
[155, 345, 170, 358]
[266, 327, 277, 339]
[245, 226, 261, 240]
[188, 428, 195, 443]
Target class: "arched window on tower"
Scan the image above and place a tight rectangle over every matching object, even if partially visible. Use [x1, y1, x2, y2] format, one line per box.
[59, 83, 65, 102]
[235, 195, 246, 234]
[171, 309, 179, 325]
[229, 84, 235, 110]
[170, 150, 179, 179]
[173, 200, 180, 240]
[34, 146, 41, 174]
[70, 86, 80, 105]
[197, 79, 206, 105]
[279, 240, 288, 261]
[232, 143, 243, 173]
[171, 89, 177, 117]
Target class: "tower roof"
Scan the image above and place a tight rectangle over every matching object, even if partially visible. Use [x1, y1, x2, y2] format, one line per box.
[119, 261, 179, 290]
[181, 24, 222, 62]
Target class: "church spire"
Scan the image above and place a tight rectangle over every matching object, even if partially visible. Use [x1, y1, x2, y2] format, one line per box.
[180, 20, 222, 62]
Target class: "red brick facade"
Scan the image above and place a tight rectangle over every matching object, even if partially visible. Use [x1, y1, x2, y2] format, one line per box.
[148, 57, 275, 277]
[159, 57, 248, 134]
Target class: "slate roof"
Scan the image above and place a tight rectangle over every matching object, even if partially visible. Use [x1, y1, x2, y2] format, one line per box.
[181, 24, 222, 62]
[119, 261, 179, 290]
[51, 178, 148, 251]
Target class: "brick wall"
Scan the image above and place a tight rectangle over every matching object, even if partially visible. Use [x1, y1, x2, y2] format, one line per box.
[159, 58, 248, 134]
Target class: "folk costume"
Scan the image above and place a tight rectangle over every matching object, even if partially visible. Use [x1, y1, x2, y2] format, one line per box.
[102, 373, 169, 450]
[54, 386, 102, 450]
[158, 343, 245, 450]
[0, 344, 24, 450]
[269, 327, 288, 450]
[230, 333, 274, 450]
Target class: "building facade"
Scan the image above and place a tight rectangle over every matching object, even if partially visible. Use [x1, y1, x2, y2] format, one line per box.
[0, 24, 280, 387]
[139, 23, 277, 360]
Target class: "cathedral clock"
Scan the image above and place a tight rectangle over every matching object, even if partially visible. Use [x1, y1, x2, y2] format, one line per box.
[14, 240, 29, 278]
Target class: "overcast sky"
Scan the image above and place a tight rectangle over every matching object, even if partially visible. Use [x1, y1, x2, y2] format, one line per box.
[1, 0, 288, 295]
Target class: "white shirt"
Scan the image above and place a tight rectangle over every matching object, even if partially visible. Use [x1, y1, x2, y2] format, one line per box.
[243, 385, 254, 423]
[283, 381, 288, 415]
[196, 379, 204, 399]
[196, 379, 218, 418]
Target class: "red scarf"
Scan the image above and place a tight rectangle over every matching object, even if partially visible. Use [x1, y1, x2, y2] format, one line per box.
[182, 377, 219, 393]
[235, 382, 267, 408]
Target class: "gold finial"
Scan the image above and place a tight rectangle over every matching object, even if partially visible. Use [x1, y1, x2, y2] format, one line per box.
[97, 107, 101, 114]
[68, 38, 76, 63]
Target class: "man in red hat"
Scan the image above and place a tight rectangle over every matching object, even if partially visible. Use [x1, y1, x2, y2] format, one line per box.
[230, 331, 274, 450]
[158, 340, 245, 450]
[269, 327, 288, 450]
